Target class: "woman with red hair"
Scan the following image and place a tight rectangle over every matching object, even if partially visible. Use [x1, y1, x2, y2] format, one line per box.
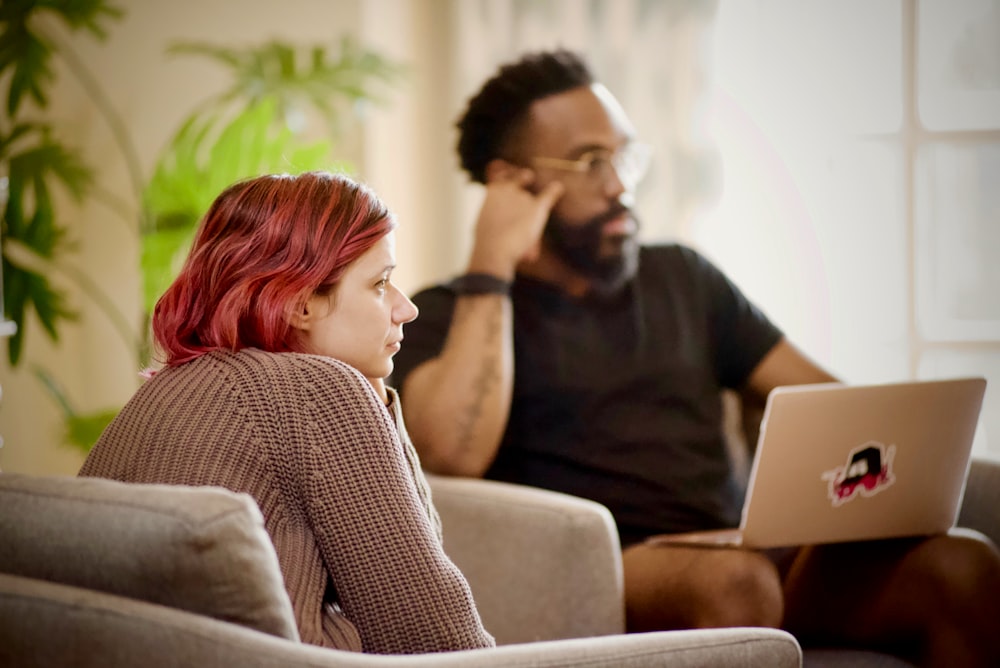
[80, 171, 494, 654]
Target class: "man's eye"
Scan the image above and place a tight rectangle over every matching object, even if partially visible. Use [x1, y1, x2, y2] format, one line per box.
[587, 155, 612, 174]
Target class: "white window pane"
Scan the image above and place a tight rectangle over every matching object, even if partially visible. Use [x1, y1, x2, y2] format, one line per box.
[918, 0, 1000, 130]
[696, 138, 906, 383]
[915, 142, 1000, 340]
[712, 0, 902, 136]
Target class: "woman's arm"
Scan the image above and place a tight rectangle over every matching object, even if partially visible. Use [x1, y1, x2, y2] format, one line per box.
[295, 358, 494, 654]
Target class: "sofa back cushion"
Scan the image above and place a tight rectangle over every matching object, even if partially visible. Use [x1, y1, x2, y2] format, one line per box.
[0, 472, 299, 641]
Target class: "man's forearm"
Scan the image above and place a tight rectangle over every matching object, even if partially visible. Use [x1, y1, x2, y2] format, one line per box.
[402, 294, 514, 477]
[402, 172, 562, 476]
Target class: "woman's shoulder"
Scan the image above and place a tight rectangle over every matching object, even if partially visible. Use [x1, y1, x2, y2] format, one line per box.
[226, 349, 379, 404]
[153, 350, 381, 417]
[229, 348, 354, 373]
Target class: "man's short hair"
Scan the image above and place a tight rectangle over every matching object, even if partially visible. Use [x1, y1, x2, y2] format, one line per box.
[456, 49, 595, 183]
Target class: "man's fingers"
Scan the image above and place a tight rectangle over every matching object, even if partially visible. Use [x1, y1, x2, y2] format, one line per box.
[522, 239, 542, 262]
[537, 180, 565, 208]
[515, 168, 535, 186]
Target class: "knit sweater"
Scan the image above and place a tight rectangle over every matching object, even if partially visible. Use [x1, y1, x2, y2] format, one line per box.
[79, 348, 494, 654]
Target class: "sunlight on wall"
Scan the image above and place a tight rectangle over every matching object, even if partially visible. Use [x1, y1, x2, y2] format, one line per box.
[0, 0, 363, 475]
[695, 0, 906, 383]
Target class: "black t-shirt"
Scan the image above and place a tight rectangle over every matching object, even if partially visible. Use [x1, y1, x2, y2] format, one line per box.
[392, 244, 782, 546]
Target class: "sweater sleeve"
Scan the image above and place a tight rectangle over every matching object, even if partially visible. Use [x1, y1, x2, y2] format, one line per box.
[284, 356, 494, 654]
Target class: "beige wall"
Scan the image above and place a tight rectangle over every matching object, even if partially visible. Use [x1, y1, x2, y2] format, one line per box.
[0, 0, 400, 474]
[0, 0, 719, 474]
[0, 0, 484, 475]
[5, 0, 997, 474]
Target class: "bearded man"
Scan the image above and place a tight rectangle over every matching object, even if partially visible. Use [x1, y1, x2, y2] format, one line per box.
[390, 49, 1000, 667]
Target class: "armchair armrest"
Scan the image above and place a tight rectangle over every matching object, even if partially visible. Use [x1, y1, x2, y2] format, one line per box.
[427, 475, 625, 644]
[1, 572, 803, 667]
[958, 456, 1000, 545]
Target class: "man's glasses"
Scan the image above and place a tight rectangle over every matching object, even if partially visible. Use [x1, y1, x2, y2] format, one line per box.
[530, 142, 652, 190]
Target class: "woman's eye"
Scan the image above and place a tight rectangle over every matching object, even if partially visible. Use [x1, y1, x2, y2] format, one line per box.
[375, 278, 388, 292]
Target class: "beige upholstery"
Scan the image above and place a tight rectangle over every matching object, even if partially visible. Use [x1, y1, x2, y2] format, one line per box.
[0, 473, 298, 640]
[958, 457, 1000, 545]
[430, 459, 1000, 668]
[427, 474, 624, 643]
[0, 471, 803, 667]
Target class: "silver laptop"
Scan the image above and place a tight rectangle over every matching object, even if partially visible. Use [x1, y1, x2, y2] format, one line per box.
[649, 377, 987, 549]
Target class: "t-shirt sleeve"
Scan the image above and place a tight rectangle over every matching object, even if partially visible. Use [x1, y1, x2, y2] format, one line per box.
[388, 285, 457, 400]
[682, 247, 783, 388]
[291, 358, 493, 654]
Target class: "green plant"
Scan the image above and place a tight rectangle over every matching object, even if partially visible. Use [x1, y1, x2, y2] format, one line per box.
[0, 0, 124, 365]
[142, 37, 402, 317]
[1, 3, 404, 450]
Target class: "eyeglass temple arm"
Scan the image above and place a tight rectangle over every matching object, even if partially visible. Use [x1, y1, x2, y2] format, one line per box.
[530, 156, 591, 173]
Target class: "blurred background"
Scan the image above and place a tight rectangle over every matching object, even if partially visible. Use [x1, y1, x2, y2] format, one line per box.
[2, 0, 998, 475]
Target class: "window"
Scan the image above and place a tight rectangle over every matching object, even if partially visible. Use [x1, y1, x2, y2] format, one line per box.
[701, 0, 1000, 457]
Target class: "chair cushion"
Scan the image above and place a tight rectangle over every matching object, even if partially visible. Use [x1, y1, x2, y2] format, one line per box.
[0, 472, 299, 641]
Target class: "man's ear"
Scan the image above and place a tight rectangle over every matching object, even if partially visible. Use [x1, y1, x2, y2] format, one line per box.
[484, 158, 522, 183]
[485, 158, 539, 194]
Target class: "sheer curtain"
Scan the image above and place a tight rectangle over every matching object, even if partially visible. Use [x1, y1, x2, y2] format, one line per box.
[441, 0, 719, 271]
[361, 0, 999, 458]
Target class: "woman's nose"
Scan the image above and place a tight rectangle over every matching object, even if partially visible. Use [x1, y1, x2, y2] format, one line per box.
[394, 288, 419, 324]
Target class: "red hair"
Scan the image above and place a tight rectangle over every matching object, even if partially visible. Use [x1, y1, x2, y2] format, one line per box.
[152, 171, 394, 366]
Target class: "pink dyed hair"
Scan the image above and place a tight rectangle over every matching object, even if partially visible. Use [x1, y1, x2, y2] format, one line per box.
[152, 171, 395, 367]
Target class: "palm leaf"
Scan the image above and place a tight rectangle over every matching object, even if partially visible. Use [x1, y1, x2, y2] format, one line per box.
[32, 365, 120, 452]
[1, 129, 89, 364]
[141, 98, 335, 311]
[64, 407, 120, 453]
[0, 0, 122, 114]
[1, 252, 75, 366]
[166, 36, 404, 134]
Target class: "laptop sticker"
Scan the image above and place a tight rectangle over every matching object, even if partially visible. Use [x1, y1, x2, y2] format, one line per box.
[821, 442, 896, 507]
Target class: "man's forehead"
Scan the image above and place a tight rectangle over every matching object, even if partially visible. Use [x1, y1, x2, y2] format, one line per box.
[590, 84, 631, 123]
[524, 83, 635, 153]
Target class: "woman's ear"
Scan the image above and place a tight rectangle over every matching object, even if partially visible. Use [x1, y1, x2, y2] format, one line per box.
[285, 297, 312, 331]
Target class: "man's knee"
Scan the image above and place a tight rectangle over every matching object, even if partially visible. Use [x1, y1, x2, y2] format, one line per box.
[912, 530, 1000, 613]
[623, 546, 783, 631]
[784, 530, 1000, 665]
[693, 551, 784, 628]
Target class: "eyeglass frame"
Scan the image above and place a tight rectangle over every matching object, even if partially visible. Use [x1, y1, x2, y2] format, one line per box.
[528, 141, 652, 190]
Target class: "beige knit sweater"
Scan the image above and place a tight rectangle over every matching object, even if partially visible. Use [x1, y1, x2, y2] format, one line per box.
[79, 348, 494, 654]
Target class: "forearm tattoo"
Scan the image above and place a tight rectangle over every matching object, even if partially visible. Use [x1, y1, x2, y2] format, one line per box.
[454, 299, 504, 457]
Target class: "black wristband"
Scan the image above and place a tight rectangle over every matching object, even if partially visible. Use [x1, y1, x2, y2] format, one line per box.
[449, 272, 513, 296]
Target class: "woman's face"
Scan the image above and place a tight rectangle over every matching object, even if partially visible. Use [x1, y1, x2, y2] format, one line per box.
[296, 231, 418, 384]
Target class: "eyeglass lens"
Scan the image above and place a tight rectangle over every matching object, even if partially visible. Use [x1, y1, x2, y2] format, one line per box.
[604, 144, 650, 186]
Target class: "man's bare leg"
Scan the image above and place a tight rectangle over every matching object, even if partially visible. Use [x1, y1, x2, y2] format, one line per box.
[621, 541, 784, 631]
[782, 528, 1000, 667]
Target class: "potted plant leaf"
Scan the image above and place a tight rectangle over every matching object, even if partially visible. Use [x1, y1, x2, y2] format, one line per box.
[1, 1, 403, 451]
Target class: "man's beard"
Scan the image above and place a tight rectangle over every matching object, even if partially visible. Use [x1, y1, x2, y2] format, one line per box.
[542, 204, 640, 297]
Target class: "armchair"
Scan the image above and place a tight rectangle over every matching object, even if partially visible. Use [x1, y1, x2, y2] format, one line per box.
[429, 458, 1000, 668]
[0, 471, 801, 667]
